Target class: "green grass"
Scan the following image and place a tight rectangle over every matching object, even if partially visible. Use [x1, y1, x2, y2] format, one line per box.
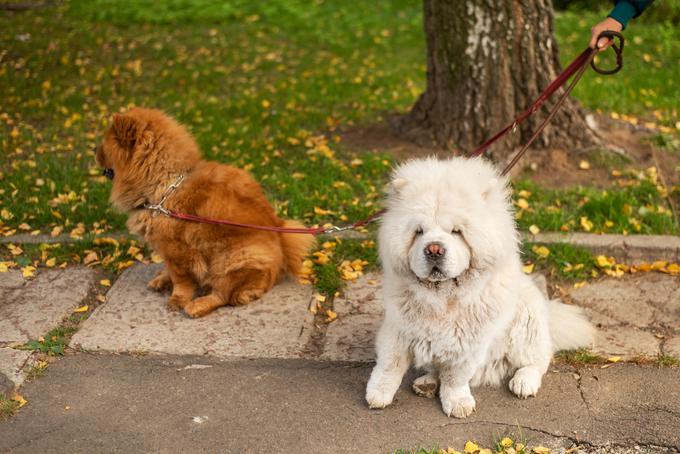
[1, 236, 153, 271]
[514, 176, 678, 235]
[0, 395, 20, 420]
[23, 362, 48, 381]
[655, 354, 679, 367]
[522, 242, 598, 282]
[19, 325, 79, 356]
[1, 1, 678, 274]
[554, 348, 607, 365]
[311, 236, 378, 297]
[1, 0, 418, 238]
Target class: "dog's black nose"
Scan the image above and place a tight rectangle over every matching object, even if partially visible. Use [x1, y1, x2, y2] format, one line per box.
[102, 168, 114, 180]
[424, 242, 445, 260]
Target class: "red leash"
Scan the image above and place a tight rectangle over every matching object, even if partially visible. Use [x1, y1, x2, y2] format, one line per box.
[166, 210, 384, 235]
[147, 32, 623, 236]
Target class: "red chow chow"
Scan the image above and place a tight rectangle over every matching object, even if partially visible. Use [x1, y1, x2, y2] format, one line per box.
[96, 107, 313, 318]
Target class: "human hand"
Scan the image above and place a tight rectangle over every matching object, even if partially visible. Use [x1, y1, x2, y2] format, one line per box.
[589, 17, 623, 51]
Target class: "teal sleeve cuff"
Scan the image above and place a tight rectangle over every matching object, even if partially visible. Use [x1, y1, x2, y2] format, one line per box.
[608, 2, 637, 29]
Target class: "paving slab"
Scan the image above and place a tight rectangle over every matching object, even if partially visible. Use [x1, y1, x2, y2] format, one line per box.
[579, 365, 680, 447]
[0, 268, 96, 343]
[570, 274, 680, 329]
[0, 348, 31, 389]
[592, 325, 661, 358]
[70, 264, 315, 359]
[322, 273, 383, 361]
[0, 354, 678, 453]
[664, 337, 680, 357]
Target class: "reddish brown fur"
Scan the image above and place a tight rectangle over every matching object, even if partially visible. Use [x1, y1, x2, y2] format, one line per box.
[96, 107, 314, 318]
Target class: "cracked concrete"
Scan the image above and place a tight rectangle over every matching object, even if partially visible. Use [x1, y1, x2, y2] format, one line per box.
[0, 267, 96, 389]
[2, 262, 679, 452]
[0, 268, 96, 345]
[0, 355, 678, 453]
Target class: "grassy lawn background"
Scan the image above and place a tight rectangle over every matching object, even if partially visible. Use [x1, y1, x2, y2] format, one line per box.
[1, 1, 678, 280]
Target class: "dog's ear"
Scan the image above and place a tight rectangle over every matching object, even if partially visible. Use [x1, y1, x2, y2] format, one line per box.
[111, 113, 140, 152]
[482, 177, 505, 200]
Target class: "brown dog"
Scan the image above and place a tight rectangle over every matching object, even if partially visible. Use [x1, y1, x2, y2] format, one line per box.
[96, 107, 314, 318]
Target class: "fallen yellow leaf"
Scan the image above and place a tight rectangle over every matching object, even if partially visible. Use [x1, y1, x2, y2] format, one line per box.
[325, 309, 337, 323]
[21, 266, 36, 279]
[464, 441, 479, 453]
[73, 305, 89, 313]
[532, 245, 550, 258]
[83, 251, 99, 265]
[313, 206, 333, 216]
[607, 356, 621, 363]
[595, 255, 613, 268]
[500, 438, 513, 448]
[580, 216, 593, 232]
[529, 224, 540, 235]
[533, 447, 551, 454]
[100, 279, 111, 287]
[12, 394, 27, 408]
[516, 198, 529, 210]
[522, 263, 535, 274]
[578, 160, 590, 170]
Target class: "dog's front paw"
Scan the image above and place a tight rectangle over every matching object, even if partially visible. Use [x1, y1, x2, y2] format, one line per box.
[365, 384, 396, 409]
[148, 275, 171, 292]
[412, 372, 438, 399]
[184, 295, 223, 318]
[509, 366, 542, 399]
[440, 386, 475, 418]
[167, 295, 189, 311]
[148, 268, 171, 292]
[365, 371, 400, 409]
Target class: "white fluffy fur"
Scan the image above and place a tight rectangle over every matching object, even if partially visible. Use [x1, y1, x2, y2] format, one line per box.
[366, 157, 594, 418]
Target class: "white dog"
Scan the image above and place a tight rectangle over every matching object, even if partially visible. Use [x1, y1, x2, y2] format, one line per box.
[365, 157, 594, 418]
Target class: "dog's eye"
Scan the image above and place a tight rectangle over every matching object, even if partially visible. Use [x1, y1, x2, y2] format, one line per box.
[415, 227, 423, 236]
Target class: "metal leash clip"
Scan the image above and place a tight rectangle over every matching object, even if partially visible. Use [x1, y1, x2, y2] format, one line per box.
[322, 224, 356, 234]
[144, 203, 171, 217]
[143, 174, 186, 217]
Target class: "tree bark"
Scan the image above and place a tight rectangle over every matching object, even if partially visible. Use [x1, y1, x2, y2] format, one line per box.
[393, 0, 598, 160]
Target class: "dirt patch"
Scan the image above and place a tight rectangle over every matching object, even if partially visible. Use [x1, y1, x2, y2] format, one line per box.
[340, 113, 679, 190]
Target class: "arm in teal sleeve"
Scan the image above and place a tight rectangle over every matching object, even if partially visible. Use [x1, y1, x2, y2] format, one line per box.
[608, 0, 655, 29]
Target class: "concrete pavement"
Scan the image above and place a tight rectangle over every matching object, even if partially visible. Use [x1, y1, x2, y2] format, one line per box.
[0, 354, 678, 453]
[1, 262, 679, 453]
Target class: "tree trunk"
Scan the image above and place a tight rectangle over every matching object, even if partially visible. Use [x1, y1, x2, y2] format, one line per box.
[393, 0, 598, 160]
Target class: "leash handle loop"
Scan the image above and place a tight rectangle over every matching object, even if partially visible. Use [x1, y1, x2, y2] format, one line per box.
[591, 30, 624, 75]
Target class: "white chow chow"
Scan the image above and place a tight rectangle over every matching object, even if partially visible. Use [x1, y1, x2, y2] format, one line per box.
[365, 157, 594, 418]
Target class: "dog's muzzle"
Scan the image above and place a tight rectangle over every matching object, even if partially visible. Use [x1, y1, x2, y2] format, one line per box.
[102, 168, 114, 180]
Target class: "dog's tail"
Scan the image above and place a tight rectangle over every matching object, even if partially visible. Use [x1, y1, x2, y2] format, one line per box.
[280, 220, 315, 276]
[548, 300, 595, 352]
